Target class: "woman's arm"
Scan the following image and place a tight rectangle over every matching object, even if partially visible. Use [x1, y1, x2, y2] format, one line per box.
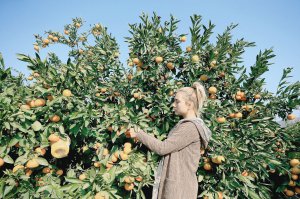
[135, 122, 199, 156]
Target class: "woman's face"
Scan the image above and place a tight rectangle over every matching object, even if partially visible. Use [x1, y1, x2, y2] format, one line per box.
[172, 92, 191, 116]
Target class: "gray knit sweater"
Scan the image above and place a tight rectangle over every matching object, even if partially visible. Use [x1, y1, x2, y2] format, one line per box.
[136, 118, 212, 199]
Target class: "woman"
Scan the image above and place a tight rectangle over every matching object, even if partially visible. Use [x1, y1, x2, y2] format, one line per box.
[129, 82, 212, 199]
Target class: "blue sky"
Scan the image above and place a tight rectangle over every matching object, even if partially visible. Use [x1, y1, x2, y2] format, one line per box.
[1, 0, 299, 97]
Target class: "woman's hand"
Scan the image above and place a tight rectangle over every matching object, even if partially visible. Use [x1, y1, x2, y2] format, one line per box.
[126, 127, 142, 140]
[128, 128, 137, 138]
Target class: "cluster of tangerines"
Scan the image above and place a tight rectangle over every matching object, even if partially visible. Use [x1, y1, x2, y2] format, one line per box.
[33, 21, 95, 54]
[202, 155, 226, 173]
[206, 89, 260, 123]
[127, 35, 214, 72]
[33, 33, 61, 52]
[80, 140, 144, 193]
[283, 158, 300, 197]
[0, 142, 64, 187]
[127, 55, 175, 72]
[19, 88, 72, 123]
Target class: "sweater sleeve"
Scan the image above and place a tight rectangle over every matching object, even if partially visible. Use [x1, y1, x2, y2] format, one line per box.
[136, 122, 199, 156]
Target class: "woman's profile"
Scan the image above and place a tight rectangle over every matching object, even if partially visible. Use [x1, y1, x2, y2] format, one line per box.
[128, 82, 212, 199]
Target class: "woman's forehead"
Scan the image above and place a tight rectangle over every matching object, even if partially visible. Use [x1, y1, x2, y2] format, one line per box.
[174, 92, 184, 99]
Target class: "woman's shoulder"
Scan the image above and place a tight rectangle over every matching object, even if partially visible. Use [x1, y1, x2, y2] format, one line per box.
[177, 118, 203, 130]
[178, 118, 203, 124]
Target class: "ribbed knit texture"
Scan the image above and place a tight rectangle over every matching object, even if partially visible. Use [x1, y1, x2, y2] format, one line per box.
[136, 118, 212, 199]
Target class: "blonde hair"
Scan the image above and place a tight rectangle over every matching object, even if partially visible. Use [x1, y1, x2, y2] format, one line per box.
[176, 82, 207, 117]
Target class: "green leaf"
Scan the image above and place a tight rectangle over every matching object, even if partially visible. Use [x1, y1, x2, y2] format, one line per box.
[64, 177, 83, 184]
[36, 157, 49, 166]
[3, 155, 14, 164]
[248, 189, 261, 199]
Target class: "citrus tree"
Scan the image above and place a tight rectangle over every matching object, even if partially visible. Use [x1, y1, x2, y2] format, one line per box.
[0, 13, 299, 198]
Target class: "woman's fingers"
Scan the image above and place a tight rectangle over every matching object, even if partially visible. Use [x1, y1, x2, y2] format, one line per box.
[126, 128, 136, 138]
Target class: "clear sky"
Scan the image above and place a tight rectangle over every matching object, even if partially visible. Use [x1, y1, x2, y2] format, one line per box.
[0, 1, 299, 99]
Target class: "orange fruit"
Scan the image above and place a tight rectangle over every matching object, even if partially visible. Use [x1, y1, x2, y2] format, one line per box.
[94, 162, 101, 168]
[291, 167, 300, 175]
[48, 134, 60, 143]
[0, 158, 4, 167]
[217, 191, 223, 199]
[208, 87, 217, 94]
[93, 142, 102, 149]
[25, 169, 33, 176]
[254, 94, 261, 99]
[124, 176, 134, 183]
[200, 75, 208, 81]
[28, 100, 36, 108]
[53, 36, 59, 42]
[103, 148, 109, 156]
[235, 95, 242, 100]
[235, 112, 243, 119]
[210, 60, 217, 68]
[43, 39, 50, 45]
[26, 159, 39, 168]
[291, 174, 298, 180]
[62, 89, 72, 97]
[216, 117, 226, 123]
[106, 161, 113, 168]
[35, 147, 46, 156]
[287, 114, 296, 120]
[33, 72, 40, 77]
[64, 30, 69, 35]
[135, 176, 143, 182]
[42, 167, 51, 174]
[133, 58, 140, 64]
[285, 190, 294, 197]
[124, 183, 134, 191]
[50, 115, 60, 122]
[155, 56, 163, 64]
[75, 23, 81, 28]
[203, 163, 212, 171]
[34, 99, 46, 107]
[120, 151, 128, 160]
[56, 169, 63, 176]
[100, 88, 107, 93]
[79, 173, 87, 180]
[288, 180, 296, 187]
[94, 192, 109, 199]
[191, 55, 199, 63]
[124, 142, 132, 148]
[124, 147, 132, 154]
[186, 46, 192, 52]
[241, 170, 248, 176]
[111, 155, 118, 163]
[13, 165, 24, 173]
[180, 36, 187, 42]
[229, 113, 235, 118]
[34, 45, 39, 52]
[290, 159, 299, 167]
[133, 92, 140, 99]
[166, 62, 174, 70]
[295, 187, 300, 194]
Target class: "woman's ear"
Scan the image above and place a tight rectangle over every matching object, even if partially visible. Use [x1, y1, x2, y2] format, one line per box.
[186, 101, 193, 110]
